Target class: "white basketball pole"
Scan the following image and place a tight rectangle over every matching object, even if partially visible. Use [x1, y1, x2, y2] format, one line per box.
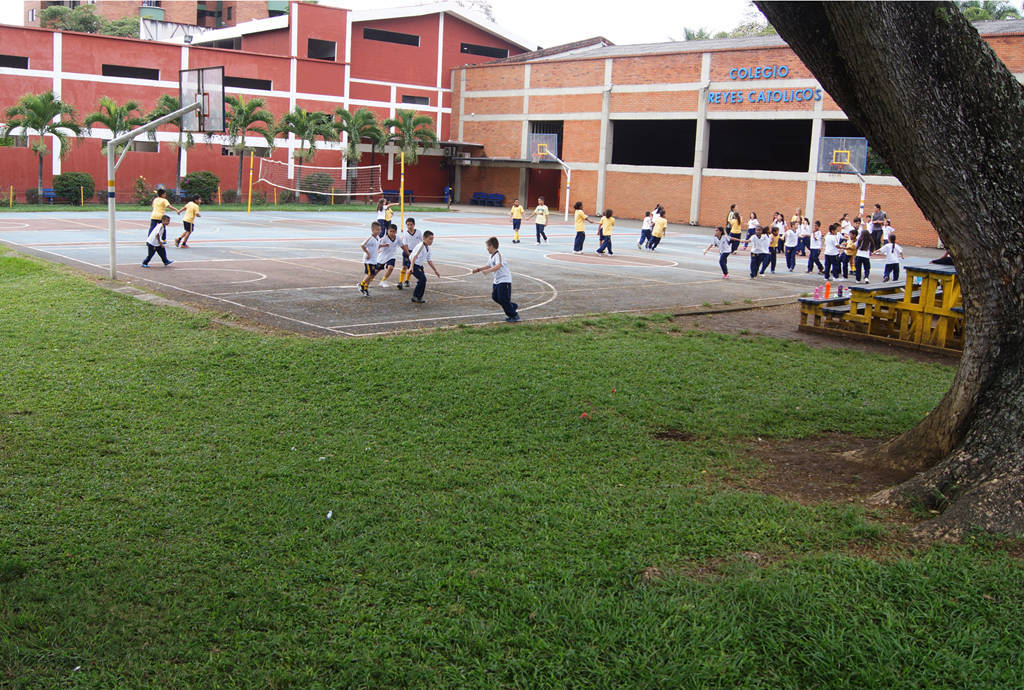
[106, 101, 201, 280]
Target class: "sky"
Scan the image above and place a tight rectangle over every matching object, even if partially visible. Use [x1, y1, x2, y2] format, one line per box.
[0, 0, 757, 47]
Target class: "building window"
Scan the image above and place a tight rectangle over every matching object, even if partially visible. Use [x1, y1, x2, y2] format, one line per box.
[530, 121, 563, 159]
[0, 54, 29, 69]
[7, 134, 29, 147]
[226, 6, 232, 21]
[362, 28, 419, 47]
[130, 141, 159, 153]
[460, 43, 508, 59]
[708, 119, 812, 172]
[221, 146, 271, 157]
[224, 75, 272, 91]
[307, 38, 337, 61]
[401, 95, 429, 106]
[27, 9, 36, 22]
[102, 64, 160, 81]
[611, 120, 696, 167]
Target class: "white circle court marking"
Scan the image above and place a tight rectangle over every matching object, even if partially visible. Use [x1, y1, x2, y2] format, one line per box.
[171, 268, 268, 284]
[0, 221, 30, 229]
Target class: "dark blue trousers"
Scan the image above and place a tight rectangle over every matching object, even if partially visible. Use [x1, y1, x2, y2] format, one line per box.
[412, 265, 427, 299]
[491, 281, 518, 318]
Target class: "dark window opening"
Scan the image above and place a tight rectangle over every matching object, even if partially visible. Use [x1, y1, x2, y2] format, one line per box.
[401, 95, 429, 105]
[362, 28, 419, 47]
[224, 75, 272, 91]
[204, 38, 241, 50]
[0, 54, 29, 69]
[708, 119, 811, 172]
[460, 43, 508, 59]
[102, 64, 160, 81]
[530, 121, 563, 159]
[823, 120, 862, 138]
[307, 38, 336, 61]
[226, 6, 232, 21]
[221, 146, 271, 157]
[612, 119, 696, 167]
[130, 141, 159, 153]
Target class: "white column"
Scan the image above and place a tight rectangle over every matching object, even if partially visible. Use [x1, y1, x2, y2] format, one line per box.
[180, 45, 190, 177]
[520, 64, 531, 158]
[287, 2, 299, 179]
[689, 52, 712, 225]
[457, 69, 466, 141]
[805, 95, 825, 223]
[343, 12, 352, 112]
[51, 32, 63, 177]
[595, 59, 613, 212]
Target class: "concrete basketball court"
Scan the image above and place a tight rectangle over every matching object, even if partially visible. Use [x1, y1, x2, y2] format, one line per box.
[0, 209, 944, 336]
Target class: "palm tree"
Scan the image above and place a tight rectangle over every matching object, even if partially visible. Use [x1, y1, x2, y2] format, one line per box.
[147, 95, 195, 195]
[275, 107, 337, 197]
[683, 27, 712, 40]
[84, 96, 147, 156]
[333, 107, 382, 195]
[382, 109, 439, 166]
[2, 91, 84, 198]
[225, 95, 275, 198]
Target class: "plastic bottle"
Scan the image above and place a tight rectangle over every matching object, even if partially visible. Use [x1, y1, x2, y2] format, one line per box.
[824, 280, 832, 298]
[837, 284, 844, 297]
[813, 285, 823, 300]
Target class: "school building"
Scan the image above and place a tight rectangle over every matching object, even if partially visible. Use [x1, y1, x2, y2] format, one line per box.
[450, 19, 1024, 247]
[0, 1, 531, 204]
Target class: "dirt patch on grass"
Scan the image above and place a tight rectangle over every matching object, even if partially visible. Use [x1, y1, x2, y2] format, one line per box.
[736, 433, 917, 506]
[652, 429, 699, 442]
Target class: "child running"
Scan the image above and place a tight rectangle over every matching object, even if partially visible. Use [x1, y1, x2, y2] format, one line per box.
[398, 218, 424, 289]
[407, 230, 440, 303]
[807, 221, 824, 274]
[638, 211, 653, 249]
[357, 222, 382, 296]
[174, 195, 201, 247]
[648, 210, 668, 250]
[748, 225, 770, 278]
[874, 232, 905, 282]
[471, 236, 520, 322]
[525, 196, 549, 244]
[595, 209, 615, 255]
[374, 223, 401, 288]
[784, 221, 799, 271]
[509, 198, 524, 244]
[703, 226, 732, 279]
[141, 215, 174, 267]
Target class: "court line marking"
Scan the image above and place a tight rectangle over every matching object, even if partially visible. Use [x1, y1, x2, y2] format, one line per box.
[171, 268, 268, 284]
[0, 222, 29, 229]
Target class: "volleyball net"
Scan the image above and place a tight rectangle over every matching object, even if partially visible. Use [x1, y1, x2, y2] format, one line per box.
[257, 158, 383, 200]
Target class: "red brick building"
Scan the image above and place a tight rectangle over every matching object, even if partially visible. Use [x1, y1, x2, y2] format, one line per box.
[1, 1, 530, 203]
[450, 20, 1024, 247]
[25, 1, 284, 29]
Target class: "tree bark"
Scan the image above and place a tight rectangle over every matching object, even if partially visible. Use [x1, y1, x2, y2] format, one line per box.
[756, 1, 1024, 537]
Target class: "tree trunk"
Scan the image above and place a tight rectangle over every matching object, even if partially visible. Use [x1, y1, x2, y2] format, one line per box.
[37, 149, 44, 201]
[174, 135, 183, 197]
[237, 150, 245, 199]
[756, 1, 1024, 538]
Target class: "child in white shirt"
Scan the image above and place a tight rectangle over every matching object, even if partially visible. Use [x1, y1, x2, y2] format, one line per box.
[874, 232, 905, 282]
[141, 215, 174, 267]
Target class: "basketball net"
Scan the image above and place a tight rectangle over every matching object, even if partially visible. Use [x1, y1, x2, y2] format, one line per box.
[257, 158, 383, 198]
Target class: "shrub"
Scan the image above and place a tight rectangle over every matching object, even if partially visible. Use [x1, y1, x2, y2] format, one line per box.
[277, 189, 296, 204]
[180, 171, 220, 204]
[133, 176, 153, 206]
[96, 189, 107, 203]
[251, 190, 267, 206]
[221, 188, 238, 204]
[302, 172, 333, 204]
[26, 188, 40, 204]
[53, 172, 95, 206]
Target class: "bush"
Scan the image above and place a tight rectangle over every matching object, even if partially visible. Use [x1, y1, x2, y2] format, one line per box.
[26, 188, 39, 204]
[180, 171, 220, 205]
[251, 190, 267, 206]
[276, 189, 296, 204]
[53, 172, 95, 206]
[133, 176, 153, 206]
[221, 188, 238, 204]
[97, 189, 107, 203]
[302, 172, 333, 204]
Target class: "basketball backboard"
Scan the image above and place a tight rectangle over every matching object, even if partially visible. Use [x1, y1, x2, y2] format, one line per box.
[528, 133, 559, 162]
[818, 136, 867, 174]
[180, 66, 225, 133]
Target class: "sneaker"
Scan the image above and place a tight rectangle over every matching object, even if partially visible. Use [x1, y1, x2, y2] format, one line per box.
[411, 297, 424, 303]
[595, 250, 603, 255]
[141, 263, 149, 268]
[358, 284, 368, 296]
[537, 241, 542, 245]
[164, 260, 173, 266]
[505, 315, 521, 322]
[174, 237, 180, 247]
[863, 278, 870, 284]
[608, 252, 614, 255]
[380, 280, 390, 288]
[404, 281, 410, 287]
[180, 244, 189, 248]
[396, 282, 403, 290]
[638, 242, 643, 249]
[722, 274, 729, 279]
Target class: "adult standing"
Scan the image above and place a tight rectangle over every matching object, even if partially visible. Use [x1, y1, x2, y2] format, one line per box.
[870, 203, 887, 250]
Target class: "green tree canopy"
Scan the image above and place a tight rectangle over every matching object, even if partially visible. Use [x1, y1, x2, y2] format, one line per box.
[84, 96, 147, 155]
[956, 0, 1021, 20]
[382, 110, 439, 165]
[40, 4, 140, 37]
[225, 95, 276, 195]
[2, 91, 84, 196]
[276, 107, 336, 163]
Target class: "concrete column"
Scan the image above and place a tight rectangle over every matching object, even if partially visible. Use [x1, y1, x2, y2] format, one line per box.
[805, 95, 825, 223]
[689, 52, 712, 225]
[595, 58, 613, 212]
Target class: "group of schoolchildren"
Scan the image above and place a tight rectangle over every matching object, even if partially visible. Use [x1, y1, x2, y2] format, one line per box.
[705, 203, 904, 282]
[359, 199, 520, 321]
[507, 197, 669, 256]
[140, 188, 202, 267]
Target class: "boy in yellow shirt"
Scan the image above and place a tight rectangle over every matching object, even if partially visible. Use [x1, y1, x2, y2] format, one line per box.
[595, 209, 615, 255]
[148, 189, 180, 241]
[174, 195, 201, 247]
[509, 198, 524, 243]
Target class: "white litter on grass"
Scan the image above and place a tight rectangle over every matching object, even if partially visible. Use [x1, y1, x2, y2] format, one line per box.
[318, 456, 326, 461]
[73, 667, 81, 672]
[291, 446, 297, 451]
[326, 511, 332, 519]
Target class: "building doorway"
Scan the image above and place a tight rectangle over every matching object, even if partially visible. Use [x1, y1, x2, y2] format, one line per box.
[527, 168, 561, 210]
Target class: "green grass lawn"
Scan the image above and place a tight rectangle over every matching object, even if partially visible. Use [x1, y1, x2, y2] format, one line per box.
[2, 248, 1021, 687]
[0, 202, 450, 213]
